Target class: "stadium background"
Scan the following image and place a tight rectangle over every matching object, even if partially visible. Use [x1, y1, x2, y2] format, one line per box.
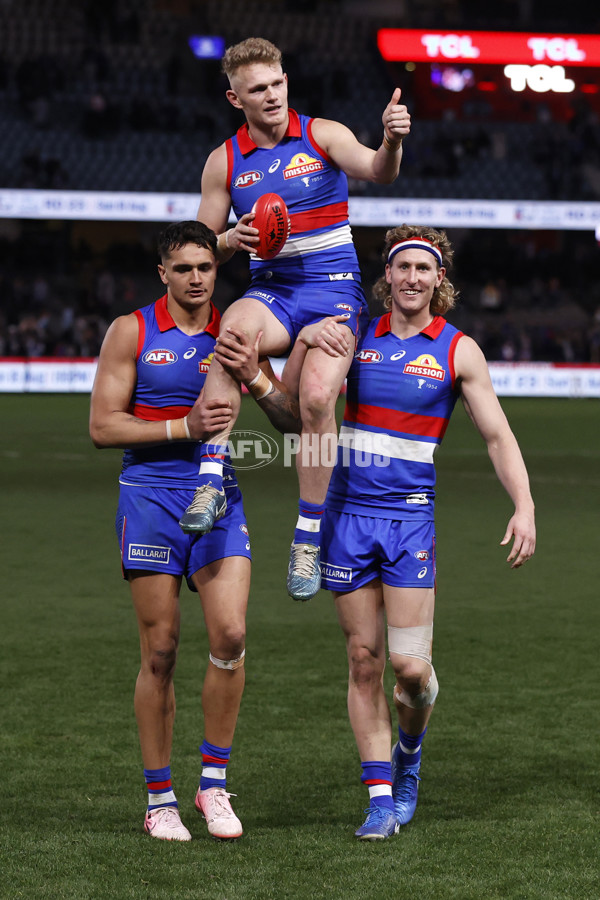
[1, 0, 600, 364]
[1, 3, 598, 899]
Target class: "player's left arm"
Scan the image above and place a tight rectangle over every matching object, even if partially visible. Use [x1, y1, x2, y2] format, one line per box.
[311, 88, 410, 185]
[90, 314, 232, 448]
[455, 335, 536, 568]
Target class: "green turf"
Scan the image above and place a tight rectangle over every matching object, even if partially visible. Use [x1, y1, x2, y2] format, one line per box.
[1, 395, 598, 900]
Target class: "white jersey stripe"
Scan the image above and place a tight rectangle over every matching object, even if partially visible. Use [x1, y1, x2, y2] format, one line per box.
[251, 224, 353, 261]
[339, 425, 437, 464]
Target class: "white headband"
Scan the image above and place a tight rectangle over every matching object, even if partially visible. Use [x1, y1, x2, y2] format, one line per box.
[388, 238, 443, 267]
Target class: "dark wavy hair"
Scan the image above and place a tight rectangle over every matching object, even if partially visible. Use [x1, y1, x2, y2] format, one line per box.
[157, 221, 217, 262]
[372, 224, 458, 315]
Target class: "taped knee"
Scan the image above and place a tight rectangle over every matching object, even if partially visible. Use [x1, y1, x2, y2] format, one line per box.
[209, 649, 245, 670]
[388, 624, 433, 664]
[394, 667, 439, 710]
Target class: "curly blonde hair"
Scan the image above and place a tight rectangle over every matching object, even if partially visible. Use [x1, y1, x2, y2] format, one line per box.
[372, 224, 458, 315]
[222, 38, 282, 80]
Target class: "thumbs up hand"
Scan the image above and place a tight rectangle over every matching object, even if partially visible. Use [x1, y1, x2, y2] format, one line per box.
[382, 88, 411, 145]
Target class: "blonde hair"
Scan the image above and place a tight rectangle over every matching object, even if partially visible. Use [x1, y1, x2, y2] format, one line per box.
[222, 38, 282, 80]
[373, 224, 458, 315]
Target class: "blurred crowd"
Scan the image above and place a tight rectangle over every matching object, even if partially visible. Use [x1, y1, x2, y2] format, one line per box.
[1, 0, 600, 363]
[1, 0, 600, 198]
[1, 222, 599, 363]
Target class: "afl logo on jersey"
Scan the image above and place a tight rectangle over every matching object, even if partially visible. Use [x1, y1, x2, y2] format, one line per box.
[142, 349, 177, 365]
[355, 349, 383, 364]
[234, 170, 263, 188]
[334, 303, 354, 312]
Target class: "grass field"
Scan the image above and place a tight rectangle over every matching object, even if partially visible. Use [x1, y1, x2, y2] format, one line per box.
[1, 394, 598, 900]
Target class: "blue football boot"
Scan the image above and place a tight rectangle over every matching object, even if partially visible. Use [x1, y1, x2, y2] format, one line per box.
[354, 805, 399, 841]
[391, 742, 421, 826]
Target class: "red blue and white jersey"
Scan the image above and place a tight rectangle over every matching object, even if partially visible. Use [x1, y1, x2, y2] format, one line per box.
[226, 109, 360, 281]
[120, 295, 236, 489]
[326, 314, 464, 520]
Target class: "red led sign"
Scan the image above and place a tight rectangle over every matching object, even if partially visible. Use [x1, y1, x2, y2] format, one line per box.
[377, 30, 600, 67]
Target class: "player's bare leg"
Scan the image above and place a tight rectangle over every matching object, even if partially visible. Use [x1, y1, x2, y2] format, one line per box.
[131, 573, 181, 769]
[386, 586, 437, 826]
[287, 342, 353, 601]
[180, 298, 289, 535]
[192, 555, 250, 839]
[131, 573, 192, 841]
[334, 582, 399, 840]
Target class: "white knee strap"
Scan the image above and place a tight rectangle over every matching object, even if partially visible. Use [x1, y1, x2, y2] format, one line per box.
[394, 667, 439, 710]
[388, 624, 433, 664]
[209, 649, 245, 670]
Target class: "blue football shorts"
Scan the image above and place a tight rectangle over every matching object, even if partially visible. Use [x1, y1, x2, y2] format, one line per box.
[320, 509, 436, 593]
[243, 275, 369, 344]
[116, 483, 251, 584]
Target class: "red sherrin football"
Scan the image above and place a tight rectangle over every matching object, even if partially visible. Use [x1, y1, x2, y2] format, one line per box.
[251, 193, 291, 260]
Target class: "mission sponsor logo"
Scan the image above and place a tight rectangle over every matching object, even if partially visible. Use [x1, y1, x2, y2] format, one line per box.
[355, 348, 383, 363]
[320, 563, 353, 583]
[283, 153, 324, 180]
[403, 353, 446, 381]
[128, 543, 170, 564]
[234, 170, 264, 188]
[199, 352, 214, 374]
[142, 349, 177, 365]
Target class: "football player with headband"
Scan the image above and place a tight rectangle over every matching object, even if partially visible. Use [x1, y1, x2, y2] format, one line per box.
[90, 221, 306, 843]
[177, 37, 411, 605]
[285, 224, 536, 840]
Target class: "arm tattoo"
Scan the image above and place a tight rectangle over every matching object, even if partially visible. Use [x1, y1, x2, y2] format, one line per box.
[258, 386, 302, 436]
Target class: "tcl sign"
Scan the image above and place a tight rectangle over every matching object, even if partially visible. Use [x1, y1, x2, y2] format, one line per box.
[504, 65, 575, 93]
[378, 30, 600, 67]
[527, 38, 585, 63]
